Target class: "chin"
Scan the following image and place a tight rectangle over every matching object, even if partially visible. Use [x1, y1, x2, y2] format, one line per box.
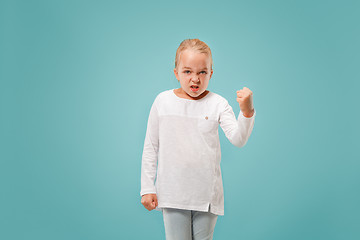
[188, 90, 202, 96]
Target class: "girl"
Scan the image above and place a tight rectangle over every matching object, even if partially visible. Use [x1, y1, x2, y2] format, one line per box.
[140, 39, 256, 240]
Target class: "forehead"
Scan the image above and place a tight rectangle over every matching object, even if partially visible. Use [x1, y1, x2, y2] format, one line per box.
[179, 50, 210, 69]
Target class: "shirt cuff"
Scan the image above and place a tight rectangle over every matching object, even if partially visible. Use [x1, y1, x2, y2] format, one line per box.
[140, 190, 157, 197]
[239, 108, 256, 119]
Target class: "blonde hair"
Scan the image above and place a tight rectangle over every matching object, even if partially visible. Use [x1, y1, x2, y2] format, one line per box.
[175, 39, 213, 71]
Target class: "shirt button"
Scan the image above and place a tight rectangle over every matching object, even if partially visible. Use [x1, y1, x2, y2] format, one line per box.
[205, 116, 208, 120]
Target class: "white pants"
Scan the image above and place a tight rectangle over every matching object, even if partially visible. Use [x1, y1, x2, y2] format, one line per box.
[162, 208, 218, 240]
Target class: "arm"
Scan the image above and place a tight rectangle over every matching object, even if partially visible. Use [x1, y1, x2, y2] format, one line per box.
[140, 100, 159, 196]
[219, 100, 256, 148]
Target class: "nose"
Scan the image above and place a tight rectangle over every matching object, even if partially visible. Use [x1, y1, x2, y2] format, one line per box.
[191, 74, 200, 82]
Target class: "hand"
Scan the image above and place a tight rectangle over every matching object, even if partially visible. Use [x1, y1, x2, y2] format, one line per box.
[141, 193, 158, 211]
[236, 87, 254, 118]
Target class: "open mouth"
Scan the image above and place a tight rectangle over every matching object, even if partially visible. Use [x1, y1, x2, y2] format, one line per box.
[190, 85, 199, 92]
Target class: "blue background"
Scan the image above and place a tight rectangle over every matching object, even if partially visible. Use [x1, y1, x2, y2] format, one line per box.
[1, 0, 359, 239]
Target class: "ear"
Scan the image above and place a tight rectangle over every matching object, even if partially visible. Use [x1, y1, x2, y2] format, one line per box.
[174, 68, 179, 81]
[209, 69, 213, 79]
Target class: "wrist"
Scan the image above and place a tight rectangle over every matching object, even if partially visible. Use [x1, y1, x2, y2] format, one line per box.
[242, 109, 254, 118]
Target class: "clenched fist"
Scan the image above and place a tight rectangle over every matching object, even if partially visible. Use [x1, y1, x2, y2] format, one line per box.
[236, 87, 254, 118]
[141, 193, 158, 211]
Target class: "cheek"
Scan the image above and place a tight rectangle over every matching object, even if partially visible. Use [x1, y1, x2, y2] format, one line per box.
[200, 74, 208, 79]
[180, 74, 189, 79]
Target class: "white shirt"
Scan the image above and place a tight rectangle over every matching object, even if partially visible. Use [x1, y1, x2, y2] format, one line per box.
[140, 89, 256, 216]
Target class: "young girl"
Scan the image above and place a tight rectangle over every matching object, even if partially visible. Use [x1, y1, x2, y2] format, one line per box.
[140, 39, 256, 240]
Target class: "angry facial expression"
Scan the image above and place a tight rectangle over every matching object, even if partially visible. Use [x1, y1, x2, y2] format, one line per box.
[174, 49, 213, 100]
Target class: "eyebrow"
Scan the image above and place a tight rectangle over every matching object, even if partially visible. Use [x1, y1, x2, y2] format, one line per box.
[183, 67, 208, 70]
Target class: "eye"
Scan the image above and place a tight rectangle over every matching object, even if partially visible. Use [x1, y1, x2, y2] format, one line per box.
[184, 70, 191, 74]
[200, 71, 207, 74]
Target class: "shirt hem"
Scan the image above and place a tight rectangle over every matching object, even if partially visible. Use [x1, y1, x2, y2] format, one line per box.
[156, 202, 224, 216]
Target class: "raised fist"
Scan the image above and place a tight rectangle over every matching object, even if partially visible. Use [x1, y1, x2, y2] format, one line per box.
[236, 87, 254, 118]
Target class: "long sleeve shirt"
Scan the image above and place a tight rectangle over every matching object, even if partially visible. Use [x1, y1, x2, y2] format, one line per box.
[140, 89, 256, 216]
